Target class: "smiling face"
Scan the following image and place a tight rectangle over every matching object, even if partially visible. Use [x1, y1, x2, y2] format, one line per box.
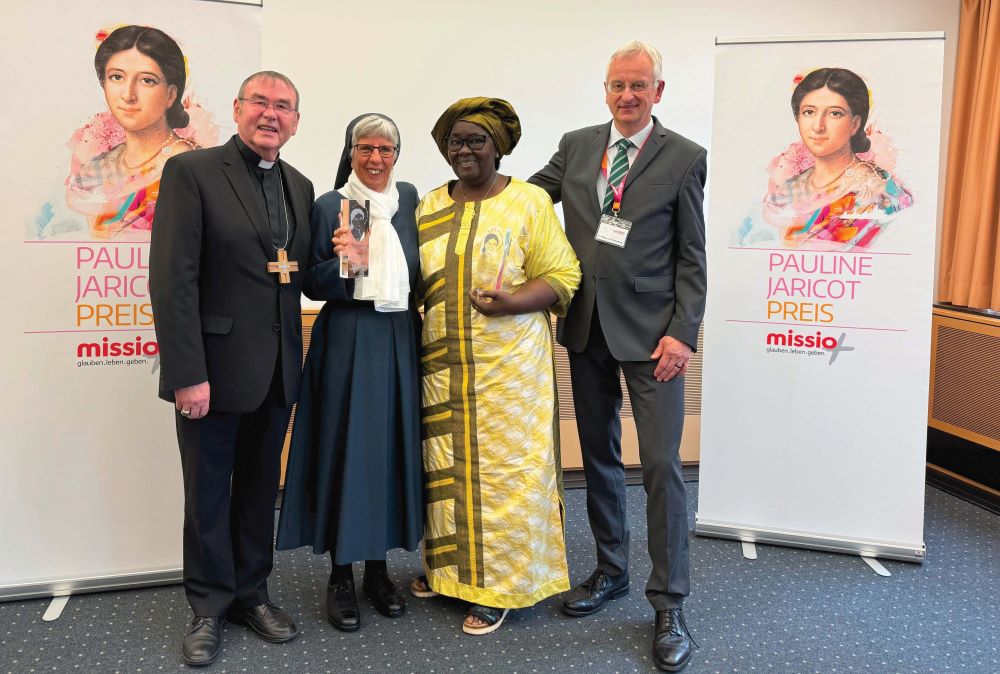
[233, 76, 300, 161]
[101, 48, 176, 134]
[350, 134, 396, 192]
[447, 120, 496, 187]
[605, 53, 664, 137]
[796, 86, 861, 160]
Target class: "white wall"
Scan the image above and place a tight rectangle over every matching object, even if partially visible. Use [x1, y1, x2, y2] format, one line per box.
[262, 0, 959, 234]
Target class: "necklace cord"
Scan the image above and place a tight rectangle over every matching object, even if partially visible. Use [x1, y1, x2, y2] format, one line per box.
[458, 172, 499, 202]
[275, 169, 291, 252]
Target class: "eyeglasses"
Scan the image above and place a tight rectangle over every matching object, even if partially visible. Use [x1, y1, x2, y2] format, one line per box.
[353, 144, 398, 158]
[445, 135, 488, 151]
[606, 81, 655, 94]
[239, 97, 296, 115]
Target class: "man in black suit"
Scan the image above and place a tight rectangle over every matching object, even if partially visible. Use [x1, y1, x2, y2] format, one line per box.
[529, 42, 707, 672]
[150, 71, 314, 666]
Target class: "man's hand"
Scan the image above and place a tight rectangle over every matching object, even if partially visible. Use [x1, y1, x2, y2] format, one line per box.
[650, 336, 692, 382]
[175, 381, 211, 419]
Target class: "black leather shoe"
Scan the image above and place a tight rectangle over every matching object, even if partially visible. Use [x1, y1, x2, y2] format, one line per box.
[327, 578, 361, 631]
[562, 569, 629, 616]
[652, 608, 693, 671]
[182, 616, 222, 666]
[363, 566, 405, 618]
[228, 602, 298, 643]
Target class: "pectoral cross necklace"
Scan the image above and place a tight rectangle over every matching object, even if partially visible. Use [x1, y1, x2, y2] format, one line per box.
[265, 167, 299, 284]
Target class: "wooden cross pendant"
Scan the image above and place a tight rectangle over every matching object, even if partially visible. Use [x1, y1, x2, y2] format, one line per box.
[266, 249, 299, 284]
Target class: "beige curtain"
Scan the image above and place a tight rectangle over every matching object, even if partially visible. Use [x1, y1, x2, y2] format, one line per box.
[938, 0, 1000, 311]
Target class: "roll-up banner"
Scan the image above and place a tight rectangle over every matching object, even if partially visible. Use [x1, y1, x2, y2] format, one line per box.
[0, 0, 261, 601]
[698, 33, 945, 562]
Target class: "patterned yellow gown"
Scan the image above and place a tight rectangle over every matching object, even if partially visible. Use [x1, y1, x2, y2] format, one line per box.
[417, 178, 581, 608]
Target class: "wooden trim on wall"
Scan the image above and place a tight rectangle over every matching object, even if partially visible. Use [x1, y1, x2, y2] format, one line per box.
[282, 308, 703, 486]
[933, 306, 1000, 327]
[279, 309, 320, 486]
[927, 463, 1000, 499]
[559, 414, 701, 471]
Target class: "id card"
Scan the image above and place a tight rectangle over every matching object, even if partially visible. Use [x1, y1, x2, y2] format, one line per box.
[595, 214, 632, 247]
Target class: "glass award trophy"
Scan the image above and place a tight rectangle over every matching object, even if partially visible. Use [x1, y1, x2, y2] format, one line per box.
[339, 199, 370, 278]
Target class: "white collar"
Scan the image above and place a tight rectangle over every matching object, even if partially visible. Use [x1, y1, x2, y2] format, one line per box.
[608, 118, 654, 150]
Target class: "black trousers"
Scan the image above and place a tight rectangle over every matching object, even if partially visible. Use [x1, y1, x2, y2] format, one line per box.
[568, 309, 690, 610]
[175, 363, 292, 617]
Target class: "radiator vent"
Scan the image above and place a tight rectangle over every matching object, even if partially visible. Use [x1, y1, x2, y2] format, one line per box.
[552, 320, 704, 421]
[929, 311, 1000, 451]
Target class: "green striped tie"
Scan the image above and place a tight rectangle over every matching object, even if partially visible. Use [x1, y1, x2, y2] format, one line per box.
[602, 139, 633, 214]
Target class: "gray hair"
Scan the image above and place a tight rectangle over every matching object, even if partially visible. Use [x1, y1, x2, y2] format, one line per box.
[238, 70, 301, 111]
[607, 41, 663, 82]
[351, 115, 400, 147]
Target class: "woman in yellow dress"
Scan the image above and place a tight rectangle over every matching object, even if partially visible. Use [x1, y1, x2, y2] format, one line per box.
[411, 97, 581, 634]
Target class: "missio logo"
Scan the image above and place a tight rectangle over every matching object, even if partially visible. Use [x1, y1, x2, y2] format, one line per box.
[77, 336, 159, 358]
[765, 329, 855, 364]
[766, 330, 839, 350]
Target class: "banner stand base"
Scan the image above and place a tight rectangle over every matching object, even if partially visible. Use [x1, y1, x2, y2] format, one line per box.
[42, 595, 70, 621]
[1, 568, 181, 603]
[861, 556, 892, 576]
[695, 515, 925, 563]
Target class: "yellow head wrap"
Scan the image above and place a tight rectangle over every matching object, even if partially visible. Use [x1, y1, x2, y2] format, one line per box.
[431, 97, 522, 160]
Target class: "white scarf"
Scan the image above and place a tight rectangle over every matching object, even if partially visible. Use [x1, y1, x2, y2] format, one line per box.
[340, 170, 410, 312]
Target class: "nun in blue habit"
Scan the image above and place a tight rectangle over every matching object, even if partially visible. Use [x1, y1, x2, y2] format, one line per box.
[276, 113, 423, 632]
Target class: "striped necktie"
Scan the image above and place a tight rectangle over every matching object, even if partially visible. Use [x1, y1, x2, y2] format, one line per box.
[602, 138, 633, 214]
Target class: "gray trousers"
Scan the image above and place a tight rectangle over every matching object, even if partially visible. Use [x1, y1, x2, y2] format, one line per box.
[568, 311, 690, 610]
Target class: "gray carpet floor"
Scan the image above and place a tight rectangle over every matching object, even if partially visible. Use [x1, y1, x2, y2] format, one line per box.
[1, 482, 998, 673]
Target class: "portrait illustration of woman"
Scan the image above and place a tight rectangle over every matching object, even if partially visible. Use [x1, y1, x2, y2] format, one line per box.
[64, 25, 211, 240]
[738, 67, 913, 251]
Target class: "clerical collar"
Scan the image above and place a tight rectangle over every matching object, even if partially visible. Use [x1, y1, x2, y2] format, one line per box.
[234, 134, 278, 170]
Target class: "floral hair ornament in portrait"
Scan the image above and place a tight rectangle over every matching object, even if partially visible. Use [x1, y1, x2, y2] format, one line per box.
[59, 24, 218, 240]
[736, 67, 914, 252]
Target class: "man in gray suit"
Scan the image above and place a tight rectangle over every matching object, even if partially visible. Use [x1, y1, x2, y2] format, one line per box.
[529, 41, 706, 672]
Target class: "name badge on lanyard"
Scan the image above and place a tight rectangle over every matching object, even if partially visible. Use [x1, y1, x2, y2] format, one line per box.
[596, 213, 632, 247]
[595, 146, 634, 248]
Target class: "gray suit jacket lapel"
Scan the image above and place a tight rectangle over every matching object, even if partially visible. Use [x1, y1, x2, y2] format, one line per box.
[586, 123, 612, 221]
[624, 118, 666, 190]
[221, 138, 273, 256]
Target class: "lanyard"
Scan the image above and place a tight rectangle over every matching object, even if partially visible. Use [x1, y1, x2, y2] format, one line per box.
[601, 134, 649, 213]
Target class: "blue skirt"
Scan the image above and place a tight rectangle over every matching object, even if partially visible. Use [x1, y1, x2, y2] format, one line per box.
[276, 300, 423, 563]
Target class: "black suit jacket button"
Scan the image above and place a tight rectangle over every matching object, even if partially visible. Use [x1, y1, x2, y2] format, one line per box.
[272, 323, 281, 332]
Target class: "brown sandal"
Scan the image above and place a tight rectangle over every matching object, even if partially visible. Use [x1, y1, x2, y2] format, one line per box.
[409, 575, 439, 598]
